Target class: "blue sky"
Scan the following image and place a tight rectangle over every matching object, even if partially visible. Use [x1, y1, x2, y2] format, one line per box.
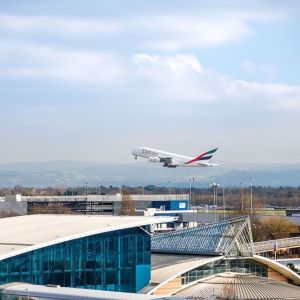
[0, 0, 299, 164]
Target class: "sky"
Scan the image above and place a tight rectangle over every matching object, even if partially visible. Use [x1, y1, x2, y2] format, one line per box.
[0, 0, 299, 165]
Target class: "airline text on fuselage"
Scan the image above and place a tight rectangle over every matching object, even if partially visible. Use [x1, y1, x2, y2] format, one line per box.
[142, 149, 159, 157]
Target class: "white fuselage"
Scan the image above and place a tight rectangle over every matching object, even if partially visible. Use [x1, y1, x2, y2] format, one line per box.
[131, 147, 214, 167]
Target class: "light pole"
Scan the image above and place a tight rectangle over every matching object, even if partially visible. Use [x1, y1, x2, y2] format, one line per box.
[192, 177, 195, 227]
[168, 181, 171, 198]
[25, 288, 29, 300]
[222, 177, 225, 221]
[209, 182, 220, 223]
[240, 181, 244, 212]
[84, 181, 89, 197]
[189, 178, 192, 211]
[250, 177, 253, 214]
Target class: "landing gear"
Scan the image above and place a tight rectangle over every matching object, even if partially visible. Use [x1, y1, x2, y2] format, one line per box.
[134, 156, 137, 160]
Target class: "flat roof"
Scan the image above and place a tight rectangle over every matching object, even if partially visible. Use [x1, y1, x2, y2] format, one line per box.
[0, 215, 173, 260]
[0, 283, 178, 300]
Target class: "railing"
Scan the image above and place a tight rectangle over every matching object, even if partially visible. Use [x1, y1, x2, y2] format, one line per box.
[254, 236, 300, 253]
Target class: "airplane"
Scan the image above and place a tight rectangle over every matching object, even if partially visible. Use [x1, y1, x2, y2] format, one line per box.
[131, 146, 219, 168]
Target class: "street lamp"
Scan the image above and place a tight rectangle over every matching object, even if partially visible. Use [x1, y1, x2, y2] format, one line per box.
[250, 177, 254, 214]
[240, 181, 244, 212]
[84, 181, 89, 196]
[222, 177, 225, 221]
[188, 178, 195, 226]
[189, 178, 192, 210]
[209, 182, 220, 223]
[192, 177, 195, 227]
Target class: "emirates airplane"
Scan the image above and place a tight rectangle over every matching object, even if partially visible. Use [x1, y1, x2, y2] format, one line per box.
[131, 147, 219, 168]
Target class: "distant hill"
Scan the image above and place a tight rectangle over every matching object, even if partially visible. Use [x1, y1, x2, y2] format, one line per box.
[0, 161, 299, 188]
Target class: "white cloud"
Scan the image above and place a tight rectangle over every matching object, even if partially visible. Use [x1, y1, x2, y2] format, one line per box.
[0, 9, 284, 51]
[133, 54, 203, 73]
[241, 60, 275, 82]
[137, 15, 251, 50]
[0, 42, 124, 84]
[1, 38, 299, 112]
[132, 53, 300, 111]
[133, 53, 225, 101]
[0, 14, 120, 36]
[227, 80, 300, 112]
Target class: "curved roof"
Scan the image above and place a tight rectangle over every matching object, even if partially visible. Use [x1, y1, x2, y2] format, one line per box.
[253, 255, 300, 285]
[148, 256, 222, 294]
[148, 255, 300, 294]
[174, 272, 300, 299]
[0, 215, 173, 260]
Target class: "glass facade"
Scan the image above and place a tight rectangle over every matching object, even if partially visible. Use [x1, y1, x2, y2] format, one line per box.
[151, 217, 253, 257]
[182, 258, 268, 285]
[0, 227, 150, 293]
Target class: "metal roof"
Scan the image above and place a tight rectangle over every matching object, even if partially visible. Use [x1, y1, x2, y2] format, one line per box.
[174, 272, 300, 299]
[151, 253, 213, 270]
[151, 217, 254, 257]
[151, 256, 221, 285]
[0, 215, 173, 259]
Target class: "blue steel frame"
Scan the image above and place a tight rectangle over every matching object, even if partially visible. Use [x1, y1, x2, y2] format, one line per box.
[0, 227, 150, 293]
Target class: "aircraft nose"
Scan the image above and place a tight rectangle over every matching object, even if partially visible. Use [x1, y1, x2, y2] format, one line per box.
[131, 148, 137, 156]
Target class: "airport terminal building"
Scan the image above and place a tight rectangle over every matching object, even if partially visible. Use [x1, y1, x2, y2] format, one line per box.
[147, 217, 300, 297]
[0, 215, 172, 293]
[0, 215, 300, 299]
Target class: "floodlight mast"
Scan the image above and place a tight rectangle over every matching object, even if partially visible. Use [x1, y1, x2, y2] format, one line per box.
[250, 177, 254, 214]
[209, 182, 220, 223]
[240, 181, 244, 212]
[192, 177, 195, 227]
[188, 178, 196, 227]
[222, 177, 225, 221]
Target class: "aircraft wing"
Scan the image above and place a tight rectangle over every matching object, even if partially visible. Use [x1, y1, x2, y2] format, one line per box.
[160, 157, 172, 164]
[159, 156, 174, 167]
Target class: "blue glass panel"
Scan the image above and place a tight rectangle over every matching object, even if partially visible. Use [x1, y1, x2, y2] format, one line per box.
[0, 227, 150, 293]
[136, 264, 151, 292]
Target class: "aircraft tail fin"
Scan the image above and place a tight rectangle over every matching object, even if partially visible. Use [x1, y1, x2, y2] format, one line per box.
[185, 147, 218, 164]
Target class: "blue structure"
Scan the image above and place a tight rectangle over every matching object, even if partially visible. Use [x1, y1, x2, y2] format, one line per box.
[0, 228, 150, 293]
[151, 200, 188, 211]
[0, 215, 170, 293]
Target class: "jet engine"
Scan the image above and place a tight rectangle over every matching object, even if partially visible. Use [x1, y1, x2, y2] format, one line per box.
[148, 157, 160, 163]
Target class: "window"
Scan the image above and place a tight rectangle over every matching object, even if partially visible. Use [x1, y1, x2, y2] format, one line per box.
[0, 227, 150, 293]
[182, 259, 268, 285]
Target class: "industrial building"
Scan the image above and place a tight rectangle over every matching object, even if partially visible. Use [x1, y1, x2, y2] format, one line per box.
[0, 194, 189, 216]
